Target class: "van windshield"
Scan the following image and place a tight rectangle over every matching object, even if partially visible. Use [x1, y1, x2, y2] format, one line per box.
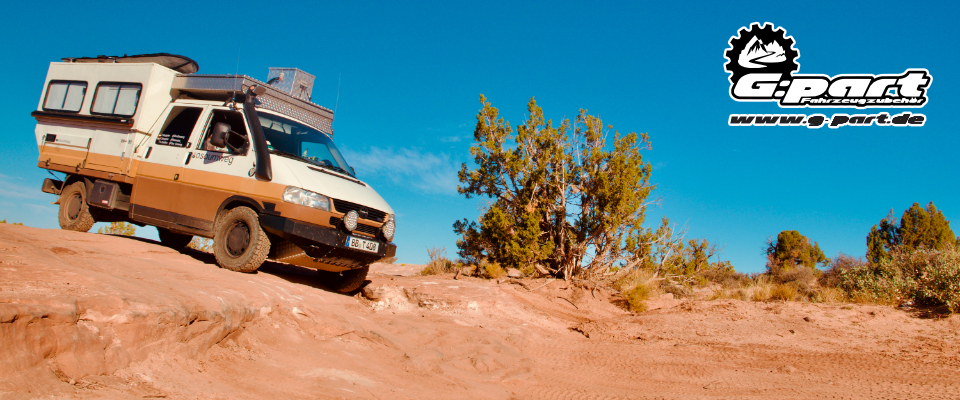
[257, 113, 354, 177]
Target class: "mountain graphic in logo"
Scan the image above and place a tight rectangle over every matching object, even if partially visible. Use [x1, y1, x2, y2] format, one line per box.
[739, 35, 786, 68]
[725, 22, 799, 82]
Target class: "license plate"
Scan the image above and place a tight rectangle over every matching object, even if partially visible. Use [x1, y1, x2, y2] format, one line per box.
[346, 236, 379, 253]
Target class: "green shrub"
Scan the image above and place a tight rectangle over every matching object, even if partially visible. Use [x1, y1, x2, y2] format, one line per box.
[623, 283, 651, 313]
[838, 254, 910, 306]
[899, 249, 960, 310]
[481, 260, 506, 279]
[0, 219, 23, 226]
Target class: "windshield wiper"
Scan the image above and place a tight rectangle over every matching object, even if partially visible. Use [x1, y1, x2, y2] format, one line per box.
[269, 149, 304, 161]
[270, 149, 354, 177]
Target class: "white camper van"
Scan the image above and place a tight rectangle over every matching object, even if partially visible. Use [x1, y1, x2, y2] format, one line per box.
[33, 53, 396, 292]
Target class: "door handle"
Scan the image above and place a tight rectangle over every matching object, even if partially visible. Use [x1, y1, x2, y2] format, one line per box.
[174, 173, 179, 181]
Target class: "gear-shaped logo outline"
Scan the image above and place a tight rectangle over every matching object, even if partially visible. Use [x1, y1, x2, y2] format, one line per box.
[724, 23, 800, 90]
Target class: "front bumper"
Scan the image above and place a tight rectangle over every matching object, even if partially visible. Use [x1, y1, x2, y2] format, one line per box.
[260, 214, 396, 270]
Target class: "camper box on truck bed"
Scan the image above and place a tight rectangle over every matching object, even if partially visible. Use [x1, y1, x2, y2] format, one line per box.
[34, 53, 397, 292]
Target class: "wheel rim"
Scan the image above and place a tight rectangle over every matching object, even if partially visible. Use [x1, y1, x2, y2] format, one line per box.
[65, 193, 82, 221]
[226, 221, 251, 256]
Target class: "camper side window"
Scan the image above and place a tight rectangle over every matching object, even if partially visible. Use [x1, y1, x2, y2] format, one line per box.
[200, 110, 249, 155]
[91, 82, 142, 116]
[43, 81, 87, 112]
[156, 107, 203, 148]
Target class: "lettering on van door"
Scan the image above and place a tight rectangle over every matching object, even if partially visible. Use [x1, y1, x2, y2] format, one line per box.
[192, 152, 235, 165]
[156, 132, 188, 147]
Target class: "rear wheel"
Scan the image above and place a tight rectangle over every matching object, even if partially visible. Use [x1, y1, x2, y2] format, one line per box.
[58, 181, 96, 232]
[158, 228, 193, 248]
[318, 265, 369, 293]
[213, 207, 270, 273]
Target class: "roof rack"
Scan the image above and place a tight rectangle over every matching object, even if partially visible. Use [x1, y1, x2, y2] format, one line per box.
[172, 74, 334, 135]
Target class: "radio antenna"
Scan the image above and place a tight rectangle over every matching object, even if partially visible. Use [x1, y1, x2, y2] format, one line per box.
[231, 44, 241, 106]
[332, 73, 341, 129]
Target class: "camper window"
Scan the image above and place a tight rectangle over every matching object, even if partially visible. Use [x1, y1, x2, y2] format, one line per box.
[43, 81, 87, 112]
[200, 110, 249, 155]
[91, 82, 142, 116]
[156, 107, 202, 148]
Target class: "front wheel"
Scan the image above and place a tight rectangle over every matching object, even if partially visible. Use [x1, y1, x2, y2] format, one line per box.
[58, 181, 97, 232]
[213, 207, 270, 273]
[318, 265, 369, 293]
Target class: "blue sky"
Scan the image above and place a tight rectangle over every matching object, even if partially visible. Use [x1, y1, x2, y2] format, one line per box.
[1, 1, 958, 272]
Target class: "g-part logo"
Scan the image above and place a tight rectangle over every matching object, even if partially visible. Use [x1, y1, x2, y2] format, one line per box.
[725, 23, 932, 128]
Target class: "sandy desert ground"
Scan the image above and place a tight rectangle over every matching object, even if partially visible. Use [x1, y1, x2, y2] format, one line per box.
[1, 223, 959, 399]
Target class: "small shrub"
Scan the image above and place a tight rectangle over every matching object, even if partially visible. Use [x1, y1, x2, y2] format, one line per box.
[0, 219, 24, 226]
[623, 284, 651, 313]
[420, 246, 455, 275]
[97, 221, 136, 236]
[821, 253, 864, 288]
[751, 279, 773, 301]
[661, 283, 691, 299]
[769, 283, 799, 301]
[698, 267, 751, 289]
[481, 260, 506, 279]
[837, 258, 908, 306]
[816, 287, 846, 303]
[900, 249, 960, 311]
[379, 256, 398, 264]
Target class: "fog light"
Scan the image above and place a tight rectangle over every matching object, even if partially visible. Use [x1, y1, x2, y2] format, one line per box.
[382, 215, 395, 241]
[343, 210, 359, 232]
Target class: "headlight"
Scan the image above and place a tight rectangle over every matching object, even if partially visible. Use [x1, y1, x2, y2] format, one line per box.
[343, 210, 359, 232]
[382, 214, 395, 241]
[281, 186, 330, 211]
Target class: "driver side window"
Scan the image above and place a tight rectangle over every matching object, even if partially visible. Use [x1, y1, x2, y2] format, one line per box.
[199, 109, 249, 155]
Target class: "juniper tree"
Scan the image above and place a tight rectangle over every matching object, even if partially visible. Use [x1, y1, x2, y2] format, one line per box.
[765, 230, 828, 272]
[866, 202, 957, 263]
[454, 95, 654, 279]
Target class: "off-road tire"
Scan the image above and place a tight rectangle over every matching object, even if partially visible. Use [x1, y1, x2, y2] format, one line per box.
[158, 228, 193, 248]
[58, 181, 96, 232]
[318, 265, 369, 293]
[213, 207, 270, 273]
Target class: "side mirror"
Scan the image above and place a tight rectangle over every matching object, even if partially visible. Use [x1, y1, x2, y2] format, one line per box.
[210, 122, 230, 147]
[225, 130, 249, 153]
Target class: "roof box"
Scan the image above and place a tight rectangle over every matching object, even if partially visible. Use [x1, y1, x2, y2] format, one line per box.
[266, 68, 315, 101]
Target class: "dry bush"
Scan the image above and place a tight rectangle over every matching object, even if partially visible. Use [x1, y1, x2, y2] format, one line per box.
[821, 253, 864, 288]
[769, 283, 799, 301]
[378, 256, 398, 264]
[420, 246, 455, 275]
[815, 287, 846, 303]
[750, 276, 774, 301]
[698, 267, 751, 289]
[660, 283, 691, 299]
[613, 269, 662, 312]
[0, 219, 24, 226]
[709, 288, 750, 301]
[97, 221, 136, 236]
